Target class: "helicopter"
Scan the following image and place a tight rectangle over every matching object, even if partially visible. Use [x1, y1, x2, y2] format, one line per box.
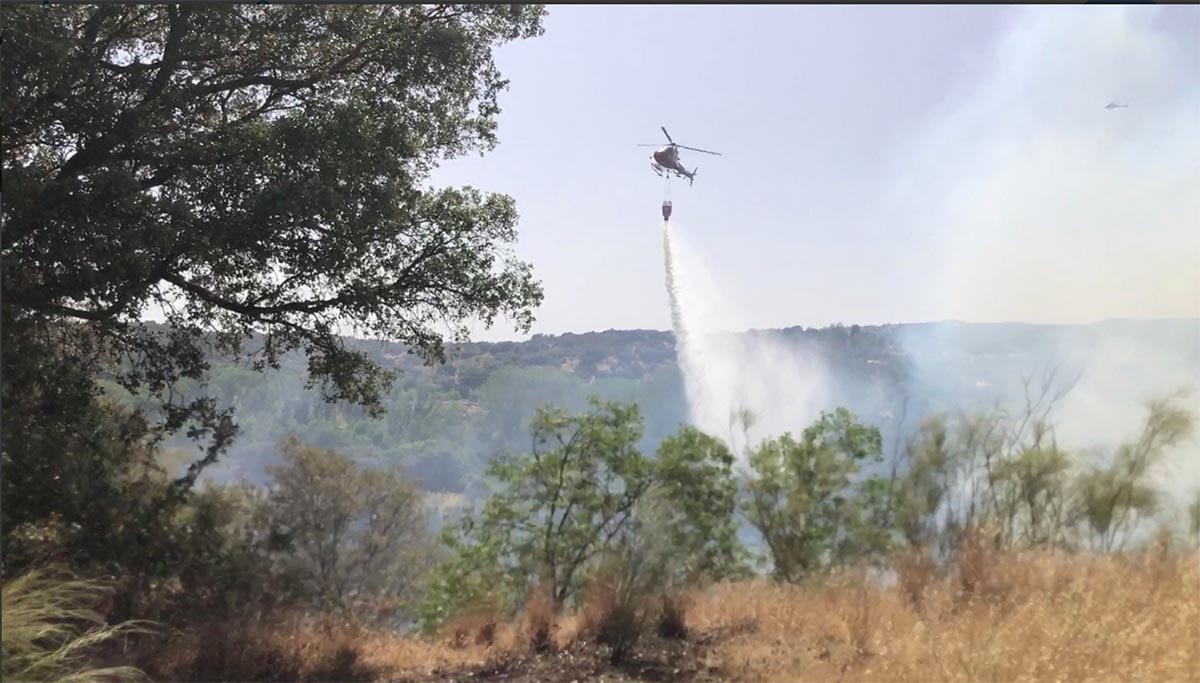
[1105, 102, 1128, 109]
[638, 127, 721, 186]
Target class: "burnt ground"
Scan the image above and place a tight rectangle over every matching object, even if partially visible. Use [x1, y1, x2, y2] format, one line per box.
[386, 626, 753, 683]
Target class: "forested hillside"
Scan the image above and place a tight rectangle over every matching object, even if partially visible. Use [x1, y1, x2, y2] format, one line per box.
[115, 318, 1200, 498]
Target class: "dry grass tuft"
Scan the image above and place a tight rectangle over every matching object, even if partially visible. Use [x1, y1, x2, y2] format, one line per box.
[895, 546, 937, 611]
[143, 613, 375, 683]
[845, 571, 874, 659]
[439, 609, 499, 650]
[577, 570, 649, 665]
[1, 566, 154, 683]
[955, 523, 1001, 601]
[521, 586, 556, 653]
[657, 592, 690, 640]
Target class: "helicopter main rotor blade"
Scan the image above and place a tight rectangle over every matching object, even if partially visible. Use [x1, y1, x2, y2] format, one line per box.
[661, 126, 674, 144]
[676, 145, 722, 156]
[636, 143, 662, 147]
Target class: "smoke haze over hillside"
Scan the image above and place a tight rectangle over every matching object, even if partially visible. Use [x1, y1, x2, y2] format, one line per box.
[885, 6, 1200, 507]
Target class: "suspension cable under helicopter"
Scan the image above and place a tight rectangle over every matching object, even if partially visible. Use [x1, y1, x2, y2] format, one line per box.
[660, 172, 673, 222]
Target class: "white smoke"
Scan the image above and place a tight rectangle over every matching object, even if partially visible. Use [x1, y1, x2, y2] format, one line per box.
[896, 320, 1200, 511]
[887, 6, 1200, 511]
[1050, 326, 1200, 508]
[889, 6, 1200, 324]
[663, 221, 831, 455]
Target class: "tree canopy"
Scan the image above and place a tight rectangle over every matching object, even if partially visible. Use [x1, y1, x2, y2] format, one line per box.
[3, 3, 545, 413]
[2, 5, 546, 507]
[742, 407, 885, 581]
[421, 400, 747, 630]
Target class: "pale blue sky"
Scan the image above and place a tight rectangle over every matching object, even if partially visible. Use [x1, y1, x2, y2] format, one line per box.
[435, 6, 1199, 342]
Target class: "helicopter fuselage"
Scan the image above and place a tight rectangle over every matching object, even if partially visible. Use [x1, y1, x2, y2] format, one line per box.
[641, 128, 718, 185]
[652, 146, 678, 166]
[651, 146, 693, 180]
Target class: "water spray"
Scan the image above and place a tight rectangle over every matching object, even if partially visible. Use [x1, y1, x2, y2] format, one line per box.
[661, 216, 831, 457]
[661, 220, 685, 347]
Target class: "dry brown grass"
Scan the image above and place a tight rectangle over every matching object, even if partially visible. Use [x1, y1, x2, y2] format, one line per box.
[577, 582, 643, 664]
[438, 609, 500, 650]
[359, 626, 517, 680]
[688, 550, 1200, 683]
[277, 550, 1200, 683]
[361, 600, 584, 680]
[894, 547, 937, 611]
[140, 613, 375, 682]
[522, 586, 556, 653]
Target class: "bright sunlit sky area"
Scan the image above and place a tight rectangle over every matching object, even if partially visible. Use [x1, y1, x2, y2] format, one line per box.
[427, 5, 1199, 342]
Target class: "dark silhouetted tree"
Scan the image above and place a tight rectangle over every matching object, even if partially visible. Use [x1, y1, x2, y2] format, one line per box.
[2, 5, 546, 559]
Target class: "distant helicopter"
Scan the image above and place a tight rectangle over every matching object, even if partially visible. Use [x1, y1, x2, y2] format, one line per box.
[1105, 102, 1128, 109]
[638, 127, 721, 186]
